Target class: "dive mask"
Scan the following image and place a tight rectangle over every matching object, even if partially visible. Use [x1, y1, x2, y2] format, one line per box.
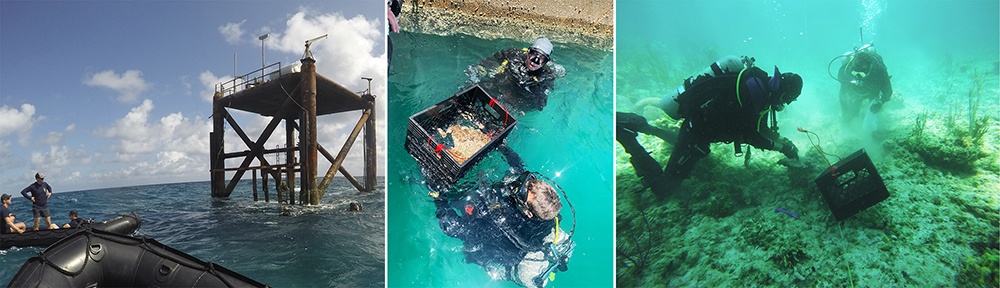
[510, 171, 538, 218]
[528, 49, 549, 66]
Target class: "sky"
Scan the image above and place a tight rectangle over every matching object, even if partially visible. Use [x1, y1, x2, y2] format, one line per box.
[0, 1, 387, 193]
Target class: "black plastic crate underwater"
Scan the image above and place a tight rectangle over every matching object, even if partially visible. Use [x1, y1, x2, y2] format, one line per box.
[405, 85, 517, 187]
[814, 149, 890, 221]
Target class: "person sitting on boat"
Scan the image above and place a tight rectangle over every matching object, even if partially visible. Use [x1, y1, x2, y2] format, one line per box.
[1, 194, 27, 234]
[62, 209, 87, 229]
[433, 146, 574, 288]
[20, 172, 55, 230]
[837, 45, 892, 124]
[467, 37, 567, 113]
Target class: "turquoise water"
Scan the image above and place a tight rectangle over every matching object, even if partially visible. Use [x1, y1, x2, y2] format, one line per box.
[387, 31, 613, 287]
[0, 179, 385, 287]
[617, 1, 998, 286]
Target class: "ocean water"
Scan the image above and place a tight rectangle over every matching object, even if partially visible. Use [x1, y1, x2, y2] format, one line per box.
[616, 1, 999, 287]
[387, 31, 614, 287]
[0, 179, 385, 287]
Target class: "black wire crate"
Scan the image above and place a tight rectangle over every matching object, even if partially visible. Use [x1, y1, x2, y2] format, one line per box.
[405, 85, 517, 188]
[814, 149, 890, 221]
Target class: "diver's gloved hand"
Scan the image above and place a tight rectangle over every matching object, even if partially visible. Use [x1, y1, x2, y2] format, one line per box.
[777, 137, 799, 159]
[616, 112, 650, 129]
[869, 100, 884, 113]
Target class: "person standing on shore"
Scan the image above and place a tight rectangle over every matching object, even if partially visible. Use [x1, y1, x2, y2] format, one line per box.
[20, 172, 55, 230]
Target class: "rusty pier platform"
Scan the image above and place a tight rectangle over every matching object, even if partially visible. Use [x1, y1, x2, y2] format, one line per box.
[210, 57, 377, 205]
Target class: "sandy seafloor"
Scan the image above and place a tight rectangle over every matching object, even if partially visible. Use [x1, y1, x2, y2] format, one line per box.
[615, 1, 999, 287]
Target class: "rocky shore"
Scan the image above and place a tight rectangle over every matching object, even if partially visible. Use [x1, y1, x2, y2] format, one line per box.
[397, 0, 614, 51]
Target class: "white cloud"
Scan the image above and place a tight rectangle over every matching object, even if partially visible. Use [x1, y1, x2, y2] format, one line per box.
[0, 104, 41, 146]
[29, 145, 73, 177]
[198, 71, 232, 102]
[271, 10, 386, 93]
[94, 99, 211, 179]
[270, 10, 388, 177]
[193, 9, 388, 185]
[43, 131, 62, 145]
[219, 20, 247, 44]
[83, 69, 151, 103]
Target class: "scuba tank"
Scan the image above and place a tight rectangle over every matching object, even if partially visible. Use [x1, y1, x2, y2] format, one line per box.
[661, 55, 752, 120]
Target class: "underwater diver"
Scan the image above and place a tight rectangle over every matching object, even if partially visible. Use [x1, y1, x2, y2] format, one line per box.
[622, 55, 804, 197]
[833, 44, 893, 124]
[467, 37, 567, 113]
[433, 145, 574, 288]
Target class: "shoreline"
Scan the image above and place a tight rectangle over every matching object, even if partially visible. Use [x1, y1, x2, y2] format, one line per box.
[397, 0, 614, 51]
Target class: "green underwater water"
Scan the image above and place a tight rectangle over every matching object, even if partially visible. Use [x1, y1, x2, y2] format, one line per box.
[616, 0, 999, 287]
[387, 31, 613, 287]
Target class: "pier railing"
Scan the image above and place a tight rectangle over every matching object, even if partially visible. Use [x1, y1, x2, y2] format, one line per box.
[216, 62, 283, 97]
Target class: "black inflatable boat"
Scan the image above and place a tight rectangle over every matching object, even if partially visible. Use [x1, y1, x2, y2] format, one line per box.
[7, 228, 268, 287]
[1, 212, 141, 250]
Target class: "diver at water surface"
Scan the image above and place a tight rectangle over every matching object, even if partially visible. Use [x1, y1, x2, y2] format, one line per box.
[621, 56, 804, 198]
[433, 146, 574, 288]
[468, 37, 567, 113]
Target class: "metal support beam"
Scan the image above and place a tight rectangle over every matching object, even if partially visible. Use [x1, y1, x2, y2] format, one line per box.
[300, 58, 318, 205]
[364, 104, 377, 192]
[223, 98, 295, 197]
[210, 91, 226, 197]
[285, 118, 296, 204]
[263, 168, 270, 202]
[317, 109, 371, 200]
[317, 144, 365, 192]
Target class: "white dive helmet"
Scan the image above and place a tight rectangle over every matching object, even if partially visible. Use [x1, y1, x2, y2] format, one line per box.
[530, 38, 553, 56]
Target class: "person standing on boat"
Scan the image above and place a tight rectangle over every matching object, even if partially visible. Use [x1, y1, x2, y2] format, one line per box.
[1, 193, 27, 234]
[20, 172, 55, 230]
[468, 37, 566, 113]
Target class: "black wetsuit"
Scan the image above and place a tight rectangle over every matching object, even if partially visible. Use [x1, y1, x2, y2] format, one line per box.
[839, 52, 892, 121]
[618, 66, 788, 195]
[434, 145, 566, 287]
[471, 48, 561, 112]
[435, 184, 558, 274]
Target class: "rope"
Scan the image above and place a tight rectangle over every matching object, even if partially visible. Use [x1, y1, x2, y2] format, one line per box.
[278, 82, 306, 111]
[798, 127, 842, 172]
[838, 223, 856, 288]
